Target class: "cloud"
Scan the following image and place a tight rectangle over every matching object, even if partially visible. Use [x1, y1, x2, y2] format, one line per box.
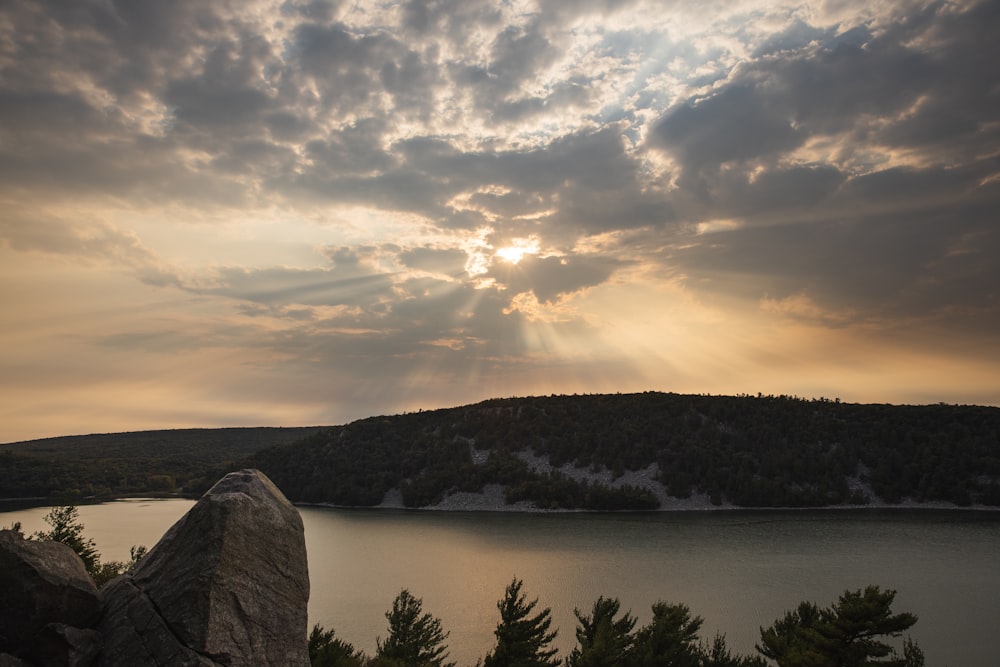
[1, 0, 999, 440]
[634, 0, 1000, 337]
[398, 246, 468, 276]
[490, 254, 626, 304]
[0, 205, 181, 287]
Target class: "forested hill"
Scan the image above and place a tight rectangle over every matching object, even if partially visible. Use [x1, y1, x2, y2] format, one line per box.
[0, 427, 323, 499]
[3, 393, 999, 509]
[248, 392, 1000, 510]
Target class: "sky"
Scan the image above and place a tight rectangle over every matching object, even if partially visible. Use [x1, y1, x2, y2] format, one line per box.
[1, 0, 998, 443]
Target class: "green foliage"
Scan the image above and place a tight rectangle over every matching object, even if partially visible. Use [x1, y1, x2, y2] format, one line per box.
[310, 624, 366, 667]
[33, 505, 100, 572]
[1, 520, 23, 534]
[630, 601, 704, 667]
[304, 582, 911, 667]
[0, 426, 323, 499]
[375, 590, 454, 667]
[702, 634, 768, 667]
[567, 596, 636, 667]
[900, 637, 924, 667]
[5, 392, 998, 508]
[30, 505, 146, 587]
[757, 586, 919, 667]
[249, 393, 1000, 510]
[483, 578, 560, 667]
[91, 544, 149, 588]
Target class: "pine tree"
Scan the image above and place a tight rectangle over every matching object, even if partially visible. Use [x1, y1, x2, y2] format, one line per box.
[701, 634, 768, 667]
[375, 589, 454, 667]
[630, 601, 703, 667]
[757, 601, 830, 667]
[567, 596, 636, 667]
[33, 506, 100, 572]
[757, 586, 919, 667]
[309, 623, 366, 667]
[824, 586, 918, 667]
[483, 578, 560, 667]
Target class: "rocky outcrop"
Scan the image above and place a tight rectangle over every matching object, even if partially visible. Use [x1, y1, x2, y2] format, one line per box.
[0, 529, 102, 663]
[98, 469, 310, 666]
[1, 469, 310, 666]
[27, 624, 102, 667]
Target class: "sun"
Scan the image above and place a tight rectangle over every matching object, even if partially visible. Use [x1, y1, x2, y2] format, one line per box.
[494, 236, 540, 265]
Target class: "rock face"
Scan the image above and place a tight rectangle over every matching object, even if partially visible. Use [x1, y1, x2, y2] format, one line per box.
[98, 469, 310, 666]
[0, 529, 102, 660]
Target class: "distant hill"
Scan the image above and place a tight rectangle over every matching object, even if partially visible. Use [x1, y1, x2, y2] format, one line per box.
[248, 392, 1000, 510]
[0, 427, 324, 499]
[3, 393, 1000, 509]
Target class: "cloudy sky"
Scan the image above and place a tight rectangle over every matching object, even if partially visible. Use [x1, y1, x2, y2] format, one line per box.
[1, 0, 998, 442]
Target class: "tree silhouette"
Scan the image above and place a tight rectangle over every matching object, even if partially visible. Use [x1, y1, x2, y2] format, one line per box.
[567, 596, 636, 667]
[33, 505, 99, 572]
[758, 586, 919, 667]
[375, 589, 453, 667]
[630, 601, 704, 667]
[483, 578, 560, 667]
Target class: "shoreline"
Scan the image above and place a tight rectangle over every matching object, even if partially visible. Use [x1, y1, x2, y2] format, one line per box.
[297, 482, 1000, 514]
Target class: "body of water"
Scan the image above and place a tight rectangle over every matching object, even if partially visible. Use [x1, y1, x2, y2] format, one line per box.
[3, 500, 998, 666]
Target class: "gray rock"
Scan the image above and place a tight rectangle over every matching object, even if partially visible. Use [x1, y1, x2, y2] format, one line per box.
[29, 624, 102, 667]
[0, 530, 101, 656]
[98, 469, 310, 666]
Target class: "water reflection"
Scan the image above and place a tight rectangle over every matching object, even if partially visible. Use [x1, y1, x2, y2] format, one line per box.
[3, 502, 998, 666]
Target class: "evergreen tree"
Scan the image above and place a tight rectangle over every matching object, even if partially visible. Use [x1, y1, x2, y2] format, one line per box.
[824, 587, 917, 667]
[309, 624, 366, 667]
[567, 596, 636, 667]
[375, 589, 454, 667]
[757, 587, 919, 667]
[757, 602, 829, 667]
[899, 637, 924, 667]
[90, 544, 148, 587]
[483, 578, 560, 667]
[701, 634, 768, 667]
[33, 506, 99, 572]
[630, 601, 703, 667]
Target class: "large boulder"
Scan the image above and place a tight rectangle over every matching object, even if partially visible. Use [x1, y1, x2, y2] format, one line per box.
[27, 624, 102, 667]
[98, 469, 310, 666]
[0, 530, 102, 657]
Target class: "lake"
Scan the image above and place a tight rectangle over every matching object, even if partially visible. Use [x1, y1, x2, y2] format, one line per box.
[3, 500, 998, 666]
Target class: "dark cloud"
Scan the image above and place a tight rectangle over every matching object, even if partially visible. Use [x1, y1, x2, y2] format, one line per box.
[399, 0, 503, 43]
[164, 38, 278, 135]
[281, 0, 343, 23]
[491, 254, 625, 304]
[652, 83, 804, 170]
[653, 1, 1000, 176]
[674, 170, 1000, 330]
[637, 0, 1000, 337]
[302, 118, 396, 176]
[2, 0, 999, 441]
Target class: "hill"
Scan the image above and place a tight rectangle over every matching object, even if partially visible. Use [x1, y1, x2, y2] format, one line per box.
[3, 392, 999, 509]
[248, 392, 1000, 510]
[0, 427, 324, 499]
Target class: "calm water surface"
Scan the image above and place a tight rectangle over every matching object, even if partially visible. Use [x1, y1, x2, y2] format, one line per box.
[3, 500, 998, 666]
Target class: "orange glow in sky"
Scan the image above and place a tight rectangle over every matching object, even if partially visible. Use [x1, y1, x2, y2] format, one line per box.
[1, 0, 998, 442]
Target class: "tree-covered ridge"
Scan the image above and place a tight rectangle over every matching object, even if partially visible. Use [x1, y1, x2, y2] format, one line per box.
[0, 427, 323, 499]
[2, 392, 999, 508]
[250, 392, 1000, 510]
